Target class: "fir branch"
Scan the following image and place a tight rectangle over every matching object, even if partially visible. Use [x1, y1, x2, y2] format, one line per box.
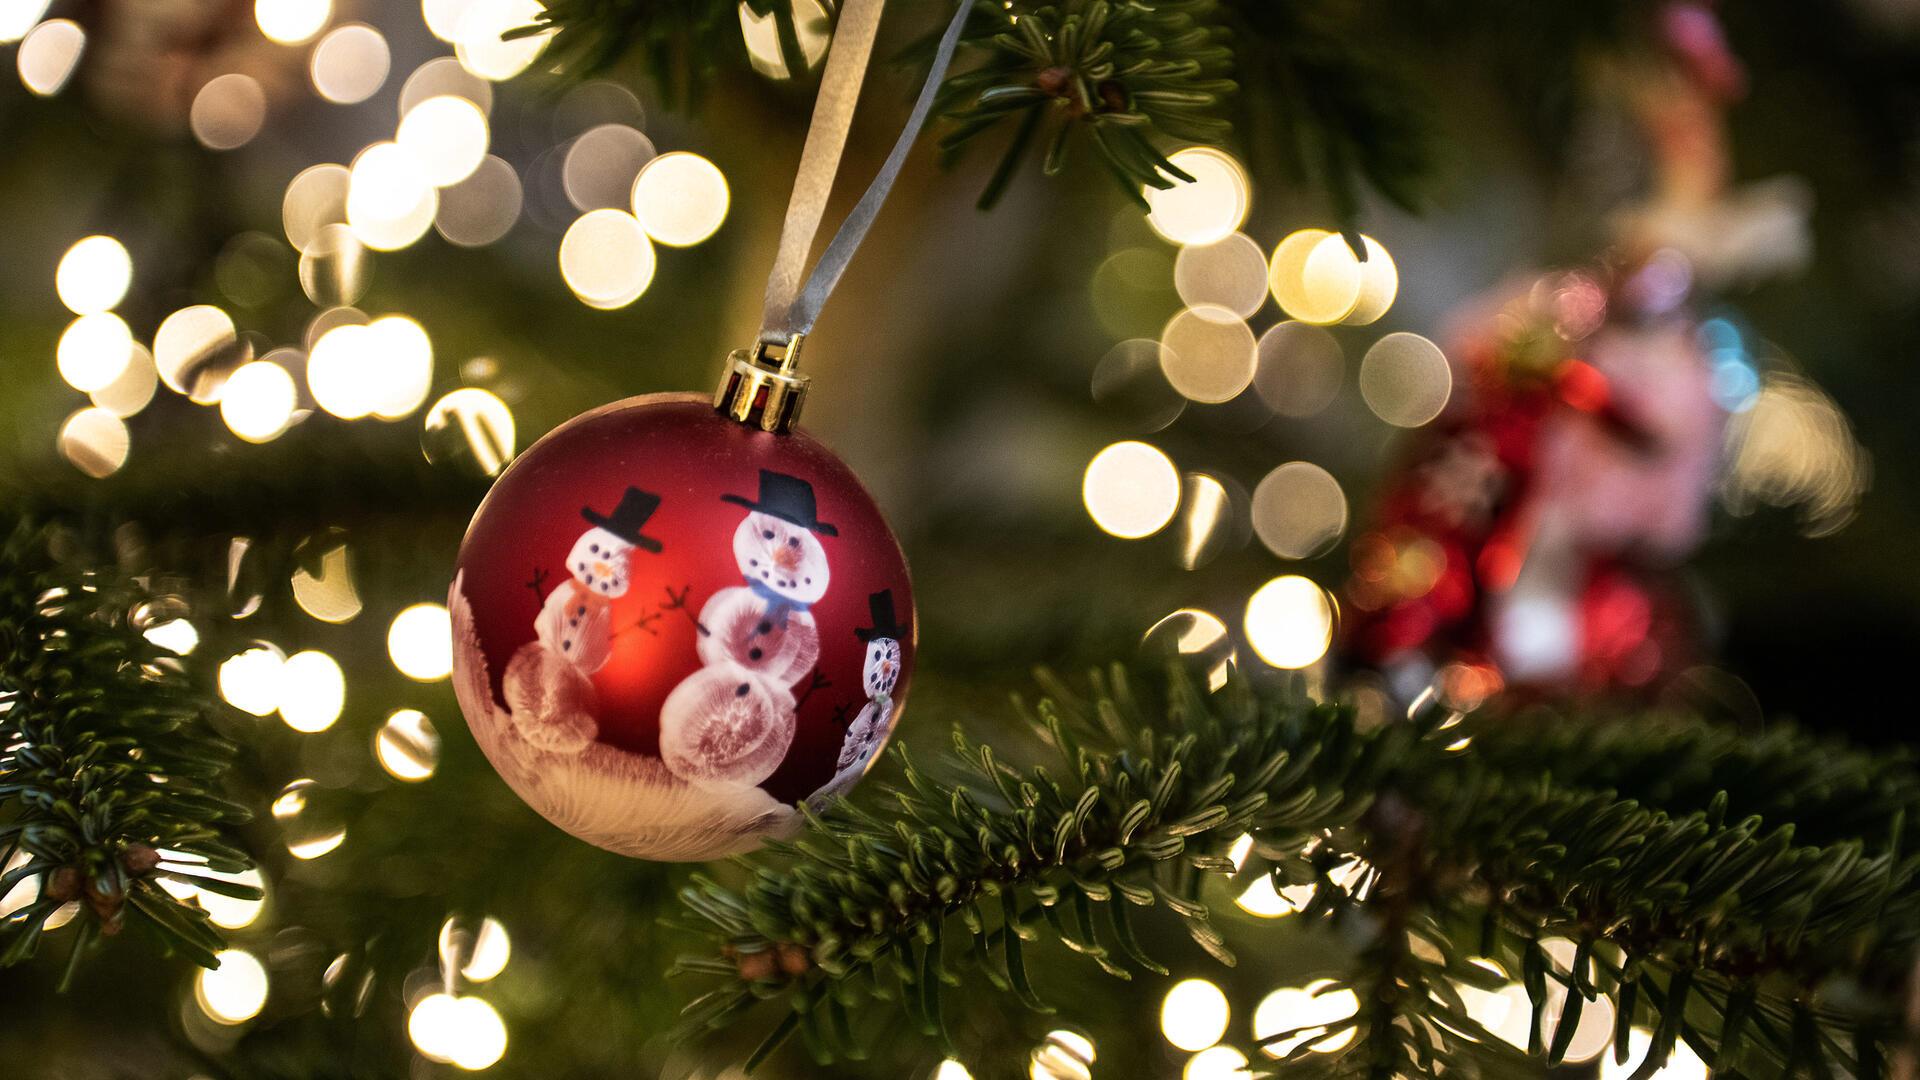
[671, 666, 1392, 1067]
[0, 518, 256, 982]
[672, 669, 1920, 1077]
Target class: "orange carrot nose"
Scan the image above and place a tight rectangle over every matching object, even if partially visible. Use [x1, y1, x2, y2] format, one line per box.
[593, 561, 612, 578]
[774, 545, 801, 571]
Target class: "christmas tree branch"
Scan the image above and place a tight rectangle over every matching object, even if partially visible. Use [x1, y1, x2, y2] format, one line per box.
[673, 669, 1920, 1077]
[670, 666, 1396, 1067]
[0, 518, 257, 983]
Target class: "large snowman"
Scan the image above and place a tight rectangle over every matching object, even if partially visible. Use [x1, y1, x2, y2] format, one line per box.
[808, 589, 908, 809]
[659, 471, 837, 790]
[502, 488, 664, 753]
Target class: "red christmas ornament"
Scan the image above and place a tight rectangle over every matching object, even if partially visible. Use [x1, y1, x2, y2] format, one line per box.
[449, 381, 914, 861]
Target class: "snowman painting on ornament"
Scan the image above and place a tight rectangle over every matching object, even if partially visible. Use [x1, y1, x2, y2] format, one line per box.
[807, 589, 909, 810]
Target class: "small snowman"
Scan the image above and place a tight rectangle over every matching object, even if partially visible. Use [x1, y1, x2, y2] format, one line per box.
[808, 590, 909, 809]
[659, 470, 838, 790]
[694, 470, 837, 683]
[504, 488, 664, 753]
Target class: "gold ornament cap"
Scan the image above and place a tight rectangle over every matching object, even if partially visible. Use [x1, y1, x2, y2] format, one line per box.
[714, 334, 809, 434]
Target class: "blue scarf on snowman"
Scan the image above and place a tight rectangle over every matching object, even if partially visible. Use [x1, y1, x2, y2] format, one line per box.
[748, 577, 810, 628]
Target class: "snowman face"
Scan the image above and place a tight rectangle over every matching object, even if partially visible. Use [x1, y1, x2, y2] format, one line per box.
[862, 637, 901, 697]
[732, 512, 829, 603]
[566, 527, 634, 598]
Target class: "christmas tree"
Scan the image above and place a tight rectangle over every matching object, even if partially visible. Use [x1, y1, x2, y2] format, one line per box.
[1, 1, 1914, 1078]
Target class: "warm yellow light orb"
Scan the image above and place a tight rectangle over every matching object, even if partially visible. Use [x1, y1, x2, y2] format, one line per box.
[196, 949, 270, 1024]
[388, 602, 453, 680]
[278, 650, 345, 732]
[56, 235, 132, 315]
[630, 151, 729, 247]
[1160, 978, 1230, 1052]
[1082, 441, 1181, 539]
[1244, 576, 1334, 669]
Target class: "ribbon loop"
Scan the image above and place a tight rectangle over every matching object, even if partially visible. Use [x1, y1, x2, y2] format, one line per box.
[757, 0, 974, 347]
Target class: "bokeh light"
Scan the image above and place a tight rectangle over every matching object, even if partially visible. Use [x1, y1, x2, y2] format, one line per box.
[144, 618, 199, 656]
[311, 23, 390, 104]
[436, 155, 523, 247]
[278, 650, 345, 732]
[348, 142, 438, 251]
[1251, 462, 1347, 559]
[1723, 373, 1869, 537]
[154, 305, 245, 403]
[1244, 576, 1334, 669]
[423, 387, 516, 475]
[400, 55, 494, 118]
[273, 779, 347, 858]
[220, 360, 299, 443]
[560, 209, 656, 309]
[308, 323, 375, 418]
[1177, 471, 1249, 570]
[1253, 321, 1343, 418]
[1030, 1030, 1094, 1080]
[424, 0, 479, 41]
[58, 407, 129, 478]
[1184, 1046, 1251, 1080]
[1359, 332, 1452, 427]
[195, 949, 269, 1024]
[563, 123, 656, 211]
[1174, 233, 1268, 319]
[1144, 148, 1250, 246]
[630, 151, 729, 247]
[1344, 235, 1398, 325]
[1269, 230, 1360, 326]
[299, 222, 369, 307]
[220, 643, 287, 716]
[1083, 441, 1181, 539]
[1159, 307, 1257, 404]
[376, 709, 442, 781]
[56, 235, 132, 315]
[56, 313, 133, 392]
[256, 0, 331, 44]
[367, 315, 435, 419]
[190, 74, 268, 151]
[739, 0, 831, 79]
[90, 344, 158, 418]
[1601, 1028, 1707, 1080]
[16, 18, 82, 96]
[410, 993, 509, 1070]
[191, 866, 267, 930]
[291, 539, 362, 623]
[440, 914, 511, 981]
[1161, 978, 1230, 1052]
[398, 95, 491, 187]
[0, 1, 52, 43]
[283, 164, 352, 252]
[1142, 608, 1235, 692]
[935, 1061, 974, 1080]
[454, 0, 549, 81]
[389, 602, 453, 680]
[1253, 980, 1359, 1057]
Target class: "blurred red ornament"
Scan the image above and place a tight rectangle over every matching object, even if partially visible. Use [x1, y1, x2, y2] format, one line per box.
[1342, 261, 1726, 703]
[449, 394, 914, 861]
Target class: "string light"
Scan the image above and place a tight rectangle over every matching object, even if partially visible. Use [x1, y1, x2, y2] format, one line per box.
[1082, 441, 1181, 539]
[0, 1, 52, 43]
[291, 540, 363, 623]
[1358, 332, 1452, 428]
[1253, 322, 1343, 419]
[278, 650, 345, 733]
[196, 950, 270, 1024]
[220, 360, 299, 443]
[144, 619, 200, 656]
[1144, 148, 1250, 246]
[1174, 233, 1268, 319]
[454, 0, 550, 81]
[563, 124, 657, 211]
[409, 992, 508, 1070]
[283, 164, 352, 252]
[739, 0, 831, 79]
[630, 151, 729, 246]
[1141, 609, 1235, 692]
[190, 74, 268, 151]
[376, 709, 442, 781]
[1161, 978, 1230, 1052]
[367, 315, 436, 420]
[1184, 1046, 1251, 1080]
[559, 209, 656, 309]
[273, 779, 347, 858]
[1268, 230, 1361, 326]
[398, 95, 491, 187]
[153, 305, 241, 403]
[1159, 307, 1258, 404]
[16, 18, 82, 96]
[310, 23, 390, 105]
[439, 914, 512, 981]
[389, 603, 453, 680]
[436, 155, 523, 247]
[1244, 576, 1334, 669]
[1253, 980, 1358, 1057]
[1029, 1030, 1095, 1080]
[56, 235, 132, 315]
[400, 56, 494, 118]
[1250, 462, 1347, 560]
[58, 407, 129, 478]
[255, 0, 331, 45]
[220, 643, 287, 716]
[347, 142, 438, 251]
[90, 344, 158, 418]
[56, 313, 133, 392]
[423, 388, 517, 475]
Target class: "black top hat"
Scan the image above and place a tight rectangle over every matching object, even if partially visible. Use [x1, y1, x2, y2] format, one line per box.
[580, 487, 665, 552]
[720, 470, 838, 536]
[855, 589, 910, 642]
